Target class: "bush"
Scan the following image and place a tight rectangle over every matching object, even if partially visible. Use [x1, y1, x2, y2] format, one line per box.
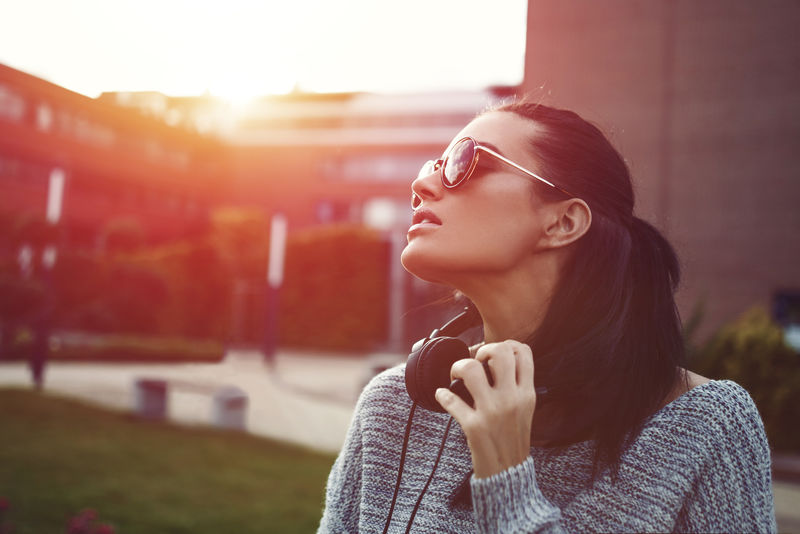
[689, 307, 800, 452]
[280, 224, 389, 351]
[51, 241, 231, 341]
[2, 332, 224, 363]
[151, 241, 231, 340]
[52, 251, 109, 330]
[101, 217, 146, 254]
[50, 334, 224, 363]
[104, 262, 170, 334]
[3, 210, 396, 353]
[0, 272, 45, 323]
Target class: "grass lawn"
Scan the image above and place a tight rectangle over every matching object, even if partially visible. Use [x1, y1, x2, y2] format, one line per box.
[0, 388, 336, 533]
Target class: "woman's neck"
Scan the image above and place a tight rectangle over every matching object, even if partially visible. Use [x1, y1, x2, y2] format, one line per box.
[459, 254, 561, 344]
[458, 254, 569, 447]
[481, 298, 548, 343]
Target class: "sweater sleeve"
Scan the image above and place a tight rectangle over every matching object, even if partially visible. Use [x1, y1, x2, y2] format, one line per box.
[317, 393, 365, 533]
[470, 381, 776, 533]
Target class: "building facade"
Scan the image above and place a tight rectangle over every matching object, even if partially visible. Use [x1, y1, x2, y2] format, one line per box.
[11, 78, 508, 349]
[521, 0, 800, 340]
[0, 64, 228, 250]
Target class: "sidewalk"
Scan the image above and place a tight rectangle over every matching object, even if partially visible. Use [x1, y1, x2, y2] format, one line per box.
[0, 349, 404, 454]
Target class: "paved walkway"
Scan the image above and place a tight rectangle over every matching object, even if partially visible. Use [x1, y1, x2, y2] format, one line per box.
[0, 349, 404, 454]
[1, 351, 798, 530]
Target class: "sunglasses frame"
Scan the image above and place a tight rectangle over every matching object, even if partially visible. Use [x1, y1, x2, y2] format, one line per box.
[419, 136, 575, 199]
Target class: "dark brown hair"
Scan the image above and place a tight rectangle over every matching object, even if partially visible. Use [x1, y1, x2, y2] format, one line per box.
[495, 100, 686, 476]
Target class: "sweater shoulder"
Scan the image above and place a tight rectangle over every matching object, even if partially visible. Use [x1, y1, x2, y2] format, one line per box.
[354, 363, 413, 420]
[360, 363, 408, 402]
[642, 379, 771, 465]
[652, 380, 765, 438]
[648, 381, 775, 531]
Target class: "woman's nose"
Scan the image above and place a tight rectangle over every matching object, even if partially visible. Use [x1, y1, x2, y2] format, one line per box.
[411, 167, 443, 208]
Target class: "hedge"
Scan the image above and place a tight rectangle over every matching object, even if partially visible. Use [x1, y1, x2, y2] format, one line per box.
[689, 307, 800, 452]
[2, 331, 224, 363]
[1, 218, 393, 356]
[279, 224, 390, 351]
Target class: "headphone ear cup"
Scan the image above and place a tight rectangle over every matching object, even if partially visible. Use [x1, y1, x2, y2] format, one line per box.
[405, 337, 470, 413]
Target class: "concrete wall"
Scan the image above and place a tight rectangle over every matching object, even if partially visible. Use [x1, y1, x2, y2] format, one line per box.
[522, 0, 800, 336]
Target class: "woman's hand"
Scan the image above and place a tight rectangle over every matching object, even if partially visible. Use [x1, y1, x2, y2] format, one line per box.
[434, 340, 537, 479]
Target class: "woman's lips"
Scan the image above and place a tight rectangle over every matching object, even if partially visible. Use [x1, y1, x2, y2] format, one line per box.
[408, 208, 442, 234]
[411, 208, 441, 226]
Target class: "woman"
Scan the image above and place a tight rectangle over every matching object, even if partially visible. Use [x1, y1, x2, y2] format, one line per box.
[317, 101, 776, 533]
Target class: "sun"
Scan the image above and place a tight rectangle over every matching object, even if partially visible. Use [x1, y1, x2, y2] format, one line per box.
[207, 70, 296, 109]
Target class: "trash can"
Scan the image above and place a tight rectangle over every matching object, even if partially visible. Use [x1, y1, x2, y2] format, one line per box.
[134, 378, 167, 421]
[212, 386, 248, 431]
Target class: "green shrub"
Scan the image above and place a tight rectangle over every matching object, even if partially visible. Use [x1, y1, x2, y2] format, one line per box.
[280, 224, 389, 351]
[3, 208, 394, 353]
[0, 272, 45, 324]
[689, 307, 800, 451]
[2, 331, 224, 363]
[101, 217, 146, 254]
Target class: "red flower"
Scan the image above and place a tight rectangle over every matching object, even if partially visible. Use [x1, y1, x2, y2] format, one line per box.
[80, 509, 98, 521]
[93, 524, 115, 534]
[67, 508, 100, 533]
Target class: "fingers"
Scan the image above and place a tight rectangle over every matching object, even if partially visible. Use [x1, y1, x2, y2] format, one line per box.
[434, 386, 471, 420]
[475, 340, 534, 391]
[507, 341, 536, 399]
[450, 357, 492, 403]
[437, 340, 538, 478]
[445, 341, 535, 409]
[515, 342, 535, 395]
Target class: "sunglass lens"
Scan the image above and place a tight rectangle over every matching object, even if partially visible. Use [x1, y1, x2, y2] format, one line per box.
[443, 138, 475, 187]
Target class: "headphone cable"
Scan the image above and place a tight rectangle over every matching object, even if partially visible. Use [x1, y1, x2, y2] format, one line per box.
[404, 416, 454, 533]
[382, 401, 417, 534]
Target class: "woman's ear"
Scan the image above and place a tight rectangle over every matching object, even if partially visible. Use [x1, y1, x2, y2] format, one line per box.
[542, 198, 592, 249]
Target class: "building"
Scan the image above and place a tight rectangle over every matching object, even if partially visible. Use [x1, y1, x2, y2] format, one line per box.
[0, 63, 228, 250]
[99, 88, 510, 347]
[99, 89, 505, 230]
[224, 91, 508, 348]
[521, 0, 800, 340]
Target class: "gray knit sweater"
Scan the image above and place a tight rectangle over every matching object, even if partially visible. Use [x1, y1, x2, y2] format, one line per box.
[318, 365, 776, 533]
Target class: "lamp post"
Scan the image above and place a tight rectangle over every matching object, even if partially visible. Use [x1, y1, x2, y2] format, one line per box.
[263, 213, 287, 366]
[28, 168, 65, 389]
[363, 198, 410, 353]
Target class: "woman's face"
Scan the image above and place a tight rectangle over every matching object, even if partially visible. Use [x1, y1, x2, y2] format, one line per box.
[401, 111, 556, 285]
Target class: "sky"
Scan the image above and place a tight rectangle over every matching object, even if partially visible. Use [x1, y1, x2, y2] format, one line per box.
[0, 0, 527, 100]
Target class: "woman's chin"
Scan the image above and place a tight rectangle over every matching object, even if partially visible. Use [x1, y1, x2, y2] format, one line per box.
[400, 246, 449, 285]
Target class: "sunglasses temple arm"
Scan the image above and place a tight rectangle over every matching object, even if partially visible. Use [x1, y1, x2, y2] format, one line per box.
[476, 146, 564, 192]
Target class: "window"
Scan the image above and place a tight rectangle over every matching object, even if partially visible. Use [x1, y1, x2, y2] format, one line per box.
[774, 290, 800, 351]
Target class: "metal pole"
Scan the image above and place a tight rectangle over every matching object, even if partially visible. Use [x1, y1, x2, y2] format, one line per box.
[388, 229, 405, 352]
[263, 213, 287, 365]
[32, 168, 65, 389]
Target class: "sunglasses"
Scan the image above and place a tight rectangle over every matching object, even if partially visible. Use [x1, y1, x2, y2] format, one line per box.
[413, 136, 574, 208]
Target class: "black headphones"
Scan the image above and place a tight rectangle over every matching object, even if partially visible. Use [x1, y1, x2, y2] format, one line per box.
[383, 307, 478, 534]
[384, 307, 548, 533]
[405, 306, 548, 413]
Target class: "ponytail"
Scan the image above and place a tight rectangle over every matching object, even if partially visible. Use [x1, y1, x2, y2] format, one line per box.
[625, 216, 683, 379]
[614, 216, 686, 451]
[496, 100, 686, 478]
[628, 216, 680, 295]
